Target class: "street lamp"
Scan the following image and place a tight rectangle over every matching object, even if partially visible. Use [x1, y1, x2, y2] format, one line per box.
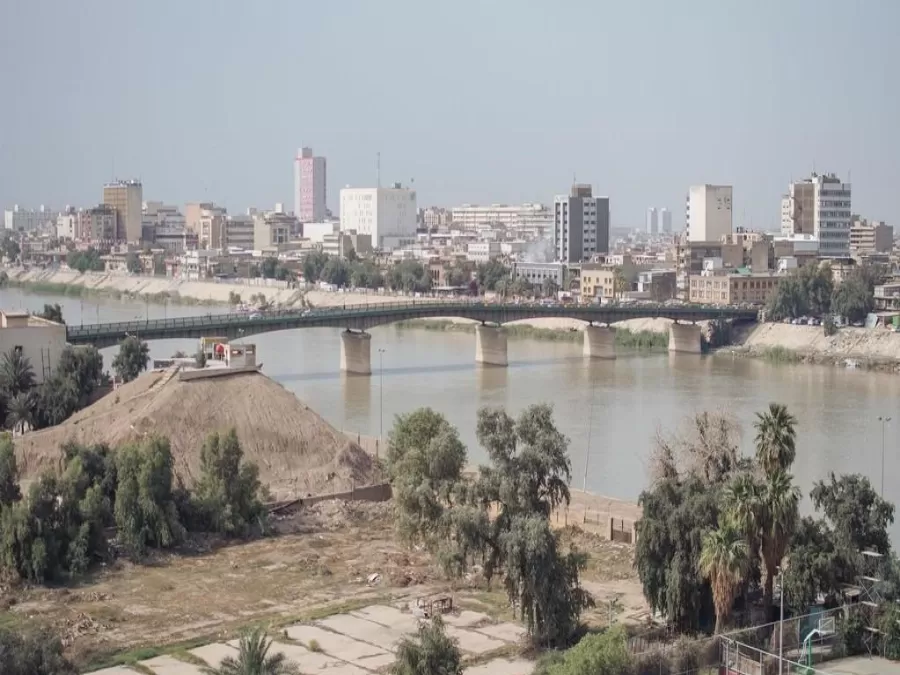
[378, 348, 386, 456]
[878, 416, 892, 497]
[778, 564, 786, 675]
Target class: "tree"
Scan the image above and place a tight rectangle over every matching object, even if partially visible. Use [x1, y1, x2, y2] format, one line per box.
[125, 252, 142, 274]
[810, 473, 894, 554]
[699, 521, 750, 633]
[541, 276, 559, 299]
[390, 616, 462, 675]
[114, 436, 185, 557]
[759, 469, 800, 610]
[303, 250, 329, 284]
[321, 257, 351, 287]
[56, 345, 105, 401]
[260, 257, 279, 279]
[38, 303, 64, 324]
[0, 628, 77, 675]
[783, 516, 853, 611]
[5, 392, 33, 434]
[195, 349, 207, 369]
[722, 472, 764, 564]
[476, 260, 510, 293]
[193, 429, 265, 537]
[754, 403, 798, 477]
[386, 408, 467, 546]
[30, 375, 80, 429]
[0, 436, 21, 506]
[832, 271, 874, 323]
[387, 260, 431, 293]
[1, 236, 20, 263]
[446, 262, 471, 288]
[209, 627, 298, 675]
[537, 625, 631, 675]
[767, 264, 833, 320]
[112, 336, 149, 383]
[0, 348, 35, 399]
[350, 260, 384, 289]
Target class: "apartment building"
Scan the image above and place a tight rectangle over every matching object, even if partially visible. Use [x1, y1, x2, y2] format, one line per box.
[85, 205, 118, 242]
[553, 184, 610, 263]
[294, 147, 327, 223]
[580, 265, 617, 301]
[781, 173, 851, 257]
[686, 185, 733, 242]
[4, 205, 55, 232]
[103, 180, 143, 243]
[340, 184, 417, 250]
[467, 241, 501, 263]
[689, 271, 780, 305]
[450, 203, 552, 230]
[849, 217, 893, 256]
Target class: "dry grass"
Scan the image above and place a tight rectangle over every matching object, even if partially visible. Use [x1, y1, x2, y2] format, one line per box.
[14, 370, 378, 497]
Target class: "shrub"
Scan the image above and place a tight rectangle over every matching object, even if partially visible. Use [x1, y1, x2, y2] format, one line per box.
[0, 628, 76, 675]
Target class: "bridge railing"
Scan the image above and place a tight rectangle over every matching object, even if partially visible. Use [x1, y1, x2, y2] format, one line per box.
[65, 301, 758, 340]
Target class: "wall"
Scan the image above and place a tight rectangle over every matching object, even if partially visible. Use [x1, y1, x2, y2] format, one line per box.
[299, 482, 392, 507]
[0, 321, 67, 384]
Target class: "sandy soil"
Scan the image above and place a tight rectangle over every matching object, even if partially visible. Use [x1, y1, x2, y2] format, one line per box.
[15, 370, 377, 497]
[737, 323, 900, 361]
[2, 501, 645, 670]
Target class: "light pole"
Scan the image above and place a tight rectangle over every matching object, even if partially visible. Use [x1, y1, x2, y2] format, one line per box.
[778, 565, 784, 675]
[879, 416, 891, 497]
[378, 348, 386, 457]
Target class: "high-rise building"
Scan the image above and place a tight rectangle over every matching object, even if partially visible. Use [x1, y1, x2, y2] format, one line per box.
[686, 185, 732, 242]
[660, 208, 672, 234]
[646, 207, 658, 235]
[552, 184, 610, 263]
[339, 183, 417, 251]
[102, 180, 143, 243]
[4, 205, 54, 232]
[294, 147, 327, 223]
[781, 173, 851, 257]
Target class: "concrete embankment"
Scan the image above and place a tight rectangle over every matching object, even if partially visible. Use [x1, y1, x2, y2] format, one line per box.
[732, 323, 900, 370]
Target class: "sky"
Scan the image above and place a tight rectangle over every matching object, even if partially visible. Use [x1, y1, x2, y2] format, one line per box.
[1, 0, 898, 230]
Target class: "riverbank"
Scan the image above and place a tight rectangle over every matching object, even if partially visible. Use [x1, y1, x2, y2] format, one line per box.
[729, 323, 900, 372]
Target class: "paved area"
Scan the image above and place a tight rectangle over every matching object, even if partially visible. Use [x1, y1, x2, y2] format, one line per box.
[819, 656, 900, 674]
[84, 603, 532, 674]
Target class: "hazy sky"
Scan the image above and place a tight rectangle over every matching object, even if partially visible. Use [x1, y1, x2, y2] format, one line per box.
[1, 1, 898, 229]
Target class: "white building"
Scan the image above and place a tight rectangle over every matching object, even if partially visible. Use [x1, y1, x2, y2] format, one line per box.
[646, 207, 658, 235]
[339, 183, 417, 251]
[303, 220, 339, 244]
[553, 184, 610, 263]
[4, 205, 54, 232]
[660, 208, 672, 234]
[450, 203, 553, 230]
[56, 208, 85, 241]
[686, 185, 733, 242]
[467, 241, 502, 263]
[813, 174, 852, 257]
[294, 147, 327, 223]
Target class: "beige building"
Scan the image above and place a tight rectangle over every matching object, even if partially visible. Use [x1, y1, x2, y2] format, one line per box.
[689, 272, 780, 305]
[850, 218, 893, 256]
[780, 180, 815, 236]
[0, 310, 67, 384]
[85, 205, 117, 242]
[103, 180, 143, 243]
[225, 215, 255, 250]
[580, 265, 617, 301]
[253, 212, 293, 251]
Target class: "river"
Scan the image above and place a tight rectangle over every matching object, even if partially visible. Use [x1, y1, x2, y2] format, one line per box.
[3, 287, 899, 530]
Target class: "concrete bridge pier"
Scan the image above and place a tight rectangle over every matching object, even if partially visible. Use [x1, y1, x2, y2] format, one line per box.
[340, 329, 372, 374]
[583, 325, 616, 359]
[475, 324, 508, 366]
[668, 322, 702, 354]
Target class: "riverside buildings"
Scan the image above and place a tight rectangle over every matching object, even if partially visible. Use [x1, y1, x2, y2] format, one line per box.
[294, 147, 327, 223]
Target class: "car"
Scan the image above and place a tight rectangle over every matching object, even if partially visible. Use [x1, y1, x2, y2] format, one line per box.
[249, 312, 262, 320]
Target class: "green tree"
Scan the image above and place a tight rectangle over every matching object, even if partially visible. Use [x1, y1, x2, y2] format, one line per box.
[0, 628, 77, 675]
[350, 260, 384, 289]
[321, 257, 351, 287]
[783, 516, 854, 611]
[114, 436, 184, 557]
[541, 276, 559, 298]
[754, 403, 798, 477]
[390, 616, 462, 675]
[832, 271, 874, 323]
[112, 335, 150, 383]
[0, 348, 35, 399]
[5, 392, 33, 434]
[38, 303, 64, 324]
[446, 262, 471, 288]
[722, 472, 764, 565]
[759, 469, 801, 610]
[0, 436, 21, 506]
[125, 252, 142, 274]
[810, 473, 894, 554]
[386, 408, 467, 546]
[260, 257, 279, 279]
[30, 375, 80, 429]
[476, 260, 510, 292]
[387, 260, 432, 293]
[1, 236, 21, 263]
[699, 520, 750, 633]
[538, 625, 631, 675]
[56, 345, 105, 402]
[193, 429, 265, 537]
[209, 627, 298, 675]
[303, 250, 329, 284]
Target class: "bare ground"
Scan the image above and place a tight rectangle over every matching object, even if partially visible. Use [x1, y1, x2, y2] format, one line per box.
[0, 500, 645, 671]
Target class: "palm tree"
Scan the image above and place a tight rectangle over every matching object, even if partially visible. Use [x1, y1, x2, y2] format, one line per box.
[6, 391, 33, 435]
[700, 521, 750, 633]
[723, 472, 764, 560]
[759, 469, 801, 611]
[754, 403, 798, 477]
[205, 627, 298, 675]
[0, 348, 35, 399]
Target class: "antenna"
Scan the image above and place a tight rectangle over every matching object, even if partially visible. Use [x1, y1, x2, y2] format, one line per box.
[376, 152, 381, 188]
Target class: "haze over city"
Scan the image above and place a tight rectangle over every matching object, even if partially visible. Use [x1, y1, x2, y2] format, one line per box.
[2, 0, 899, 228]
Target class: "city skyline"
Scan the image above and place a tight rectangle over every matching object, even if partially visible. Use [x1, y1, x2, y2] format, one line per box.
[1, 1, 898, 228]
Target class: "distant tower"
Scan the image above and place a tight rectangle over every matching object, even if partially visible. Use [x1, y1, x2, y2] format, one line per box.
[660, 207, 672, 234]
[293, 147, 327, 223]
[646, 207, 658, 235]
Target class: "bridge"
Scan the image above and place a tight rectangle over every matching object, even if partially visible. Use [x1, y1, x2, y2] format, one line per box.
[66, 301, 759, 374]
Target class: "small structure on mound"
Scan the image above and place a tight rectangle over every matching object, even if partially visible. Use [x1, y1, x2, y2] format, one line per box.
[14, 369, 377, 499]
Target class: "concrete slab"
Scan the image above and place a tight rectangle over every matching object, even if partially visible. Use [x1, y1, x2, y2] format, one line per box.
[266, 640, 369, 675]
[446, 626, 508, 655]
[84, 668, 138, 675]
[284, 624, 388, 663]
[352, 604, 421, 633]
[317, 613, 406, 652]
[353, 652, 398, 671]
[188, 642, 239, 668]
[820, 656, 900, 674]
[139, 655, 206, 675]
[475, 622, 527, 643]
[464, 657, 534, 675]
[443, 610, 491, 628]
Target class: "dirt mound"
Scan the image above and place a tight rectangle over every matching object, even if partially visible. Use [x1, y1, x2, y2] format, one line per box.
[15, 370, 377, 498]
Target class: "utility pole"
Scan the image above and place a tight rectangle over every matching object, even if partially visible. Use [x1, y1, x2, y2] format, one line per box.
[378, 348, 386, 456]
[583, 367, 597, 492]
[778, 565, 785, 675]
[879, 416, 891, 497]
